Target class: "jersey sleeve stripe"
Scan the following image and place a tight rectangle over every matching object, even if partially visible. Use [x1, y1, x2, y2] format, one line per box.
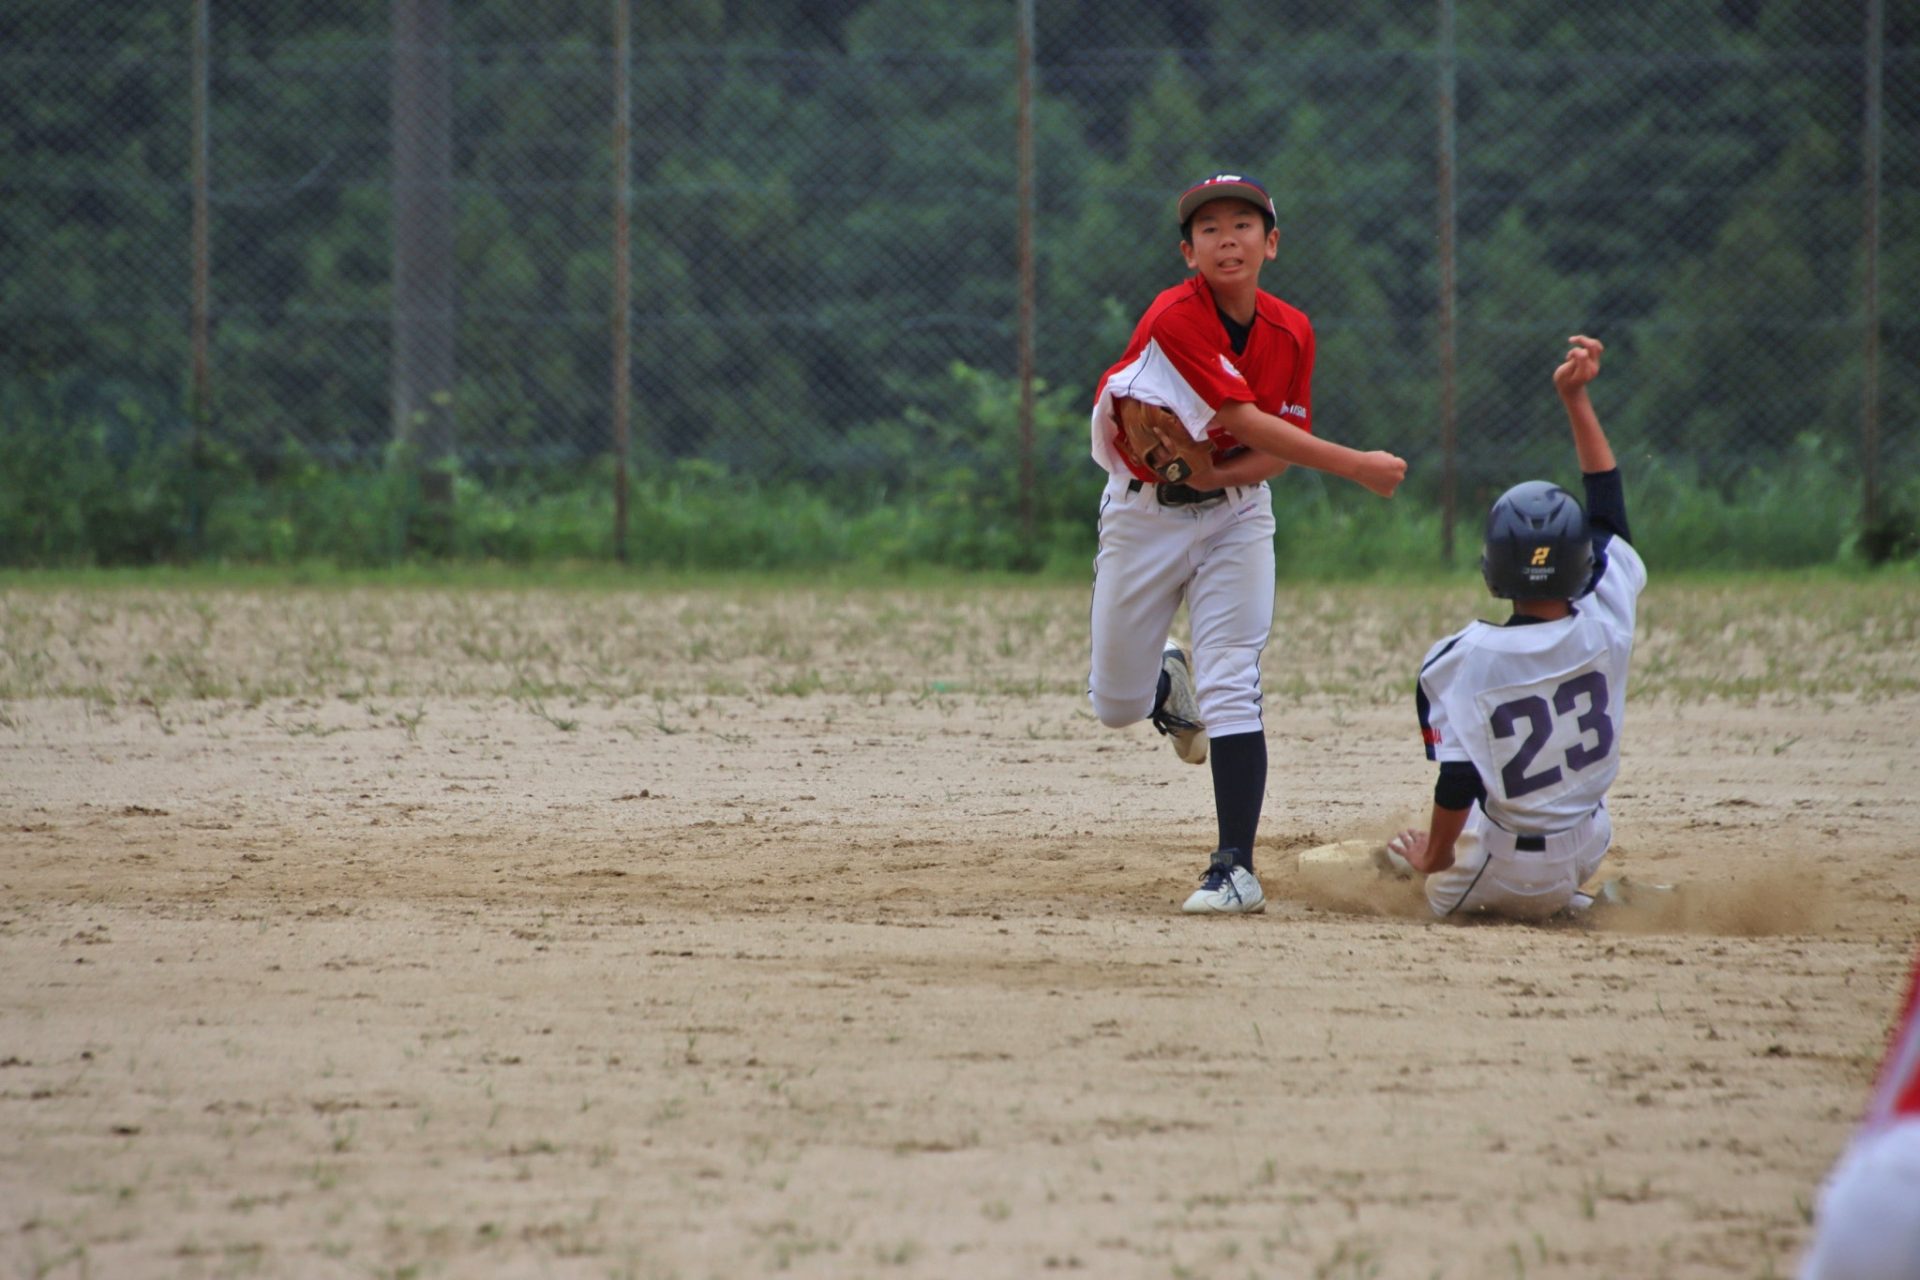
[1419, 633, 1466, 675]
[1416, 681, 1439, 761]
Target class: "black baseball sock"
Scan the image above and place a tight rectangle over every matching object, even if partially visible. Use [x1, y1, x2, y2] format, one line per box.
[1210, 730, 1267, 870]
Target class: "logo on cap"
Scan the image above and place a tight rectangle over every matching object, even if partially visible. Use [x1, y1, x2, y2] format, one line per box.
[1178, 173, 1276, 223]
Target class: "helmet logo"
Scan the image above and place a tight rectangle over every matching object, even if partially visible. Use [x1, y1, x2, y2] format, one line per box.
[1530, 546, 1551, 566]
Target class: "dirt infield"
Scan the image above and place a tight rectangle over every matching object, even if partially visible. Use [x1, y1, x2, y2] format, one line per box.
[3, 578, 1917, 1279]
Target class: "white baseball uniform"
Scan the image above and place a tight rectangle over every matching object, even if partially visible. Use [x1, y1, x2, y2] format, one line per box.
[1415, 535, 1648, 918]
[1801, 949, 1920, 1279]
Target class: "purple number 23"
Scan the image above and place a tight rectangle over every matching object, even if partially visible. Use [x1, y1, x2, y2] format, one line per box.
[1489, 671, 1614, 799]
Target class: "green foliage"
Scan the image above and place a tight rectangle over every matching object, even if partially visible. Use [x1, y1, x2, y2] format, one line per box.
[1270, 477, 1451, 579]
[836, 362, 1091, 569]
[3, 0, 1910, 571]
[0, 377, 210, 565]
[1624, 435, 1858, 569]
[3, 365, 1900, 574]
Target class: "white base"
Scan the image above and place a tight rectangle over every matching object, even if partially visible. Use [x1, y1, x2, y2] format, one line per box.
[1295, 839, 1382, 870]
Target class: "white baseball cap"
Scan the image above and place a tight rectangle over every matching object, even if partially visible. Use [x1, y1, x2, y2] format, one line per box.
[1177, 173, 1275, 225]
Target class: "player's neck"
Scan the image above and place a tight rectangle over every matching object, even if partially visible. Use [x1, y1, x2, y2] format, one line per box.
[1201, 273, 1259, 326]
[1511, 600, 1572, 622]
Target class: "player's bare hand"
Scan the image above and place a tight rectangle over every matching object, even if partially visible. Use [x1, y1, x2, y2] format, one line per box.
[1385, 828, 1428, 874]
[1353, 450, 1407, 498]
[1553, 335, 1604, 397]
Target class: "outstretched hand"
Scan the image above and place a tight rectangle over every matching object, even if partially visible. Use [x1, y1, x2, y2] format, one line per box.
[1552, 335, 1604, 397]
[1386, 829, 1428, 871]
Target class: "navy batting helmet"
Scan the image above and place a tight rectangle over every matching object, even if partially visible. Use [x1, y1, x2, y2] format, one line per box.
[1481, 480, 1594, 600]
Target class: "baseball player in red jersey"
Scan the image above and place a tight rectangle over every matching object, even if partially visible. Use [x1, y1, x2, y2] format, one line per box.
[1799, 946, 1920, 1278]
[1087, 173, 1406, 914]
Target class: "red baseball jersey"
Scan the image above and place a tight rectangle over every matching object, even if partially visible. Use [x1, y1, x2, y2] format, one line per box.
[1090, 275, 1315, 483]
[1865, 947, 1920, 1131]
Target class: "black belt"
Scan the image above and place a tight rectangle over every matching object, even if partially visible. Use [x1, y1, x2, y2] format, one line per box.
[1482, 799, 1597, 852]
[1127, 478, 1228, 508]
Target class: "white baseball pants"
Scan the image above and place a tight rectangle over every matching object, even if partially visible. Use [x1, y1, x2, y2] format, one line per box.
[1087, 475, 1275, 740]
[1425, 802, 1612, 920]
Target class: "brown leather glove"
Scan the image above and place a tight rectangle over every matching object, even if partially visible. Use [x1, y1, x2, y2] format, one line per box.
[1113, 396, 1212, 485]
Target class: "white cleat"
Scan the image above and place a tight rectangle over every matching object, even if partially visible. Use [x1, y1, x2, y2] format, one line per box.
[1182, 850, 1265, 915]
[1152, 647, 1208, 765]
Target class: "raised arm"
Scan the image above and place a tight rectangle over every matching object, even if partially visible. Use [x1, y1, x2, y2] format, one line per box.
[1553, 335, 1615, 474]
[1553, 334, 1630, 543]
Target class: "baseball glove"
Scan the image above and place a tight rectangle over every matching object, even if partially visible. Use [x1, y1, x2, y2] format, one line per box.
[1113, 397, 1212, 485]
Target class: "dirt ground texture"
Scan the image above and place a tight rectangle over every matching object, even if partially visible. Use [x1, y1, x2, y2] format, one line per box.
[2, 577, 1917, 1280]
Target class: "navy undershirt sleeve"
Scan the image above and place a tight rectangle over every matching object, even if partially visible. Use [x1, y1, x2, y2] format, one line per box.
[1433, 759, 1485, 811]
[1582, 468, 1630, 545]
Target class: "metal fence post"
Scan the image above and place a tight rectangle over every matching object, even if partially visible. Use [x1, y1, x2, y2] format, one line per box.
[190, 0, 211, 550]
[1436, 0, 1458, 562]
[392, 0, 456, 534]
[1016, 0, 1038, 548]
[1862, 0, 1883, 537]
[612, 0, 633, 563]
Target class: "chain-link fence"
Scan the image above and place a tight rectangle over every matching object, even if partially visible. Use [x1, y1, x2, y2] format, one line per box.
[4, 1, 1914, 545]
